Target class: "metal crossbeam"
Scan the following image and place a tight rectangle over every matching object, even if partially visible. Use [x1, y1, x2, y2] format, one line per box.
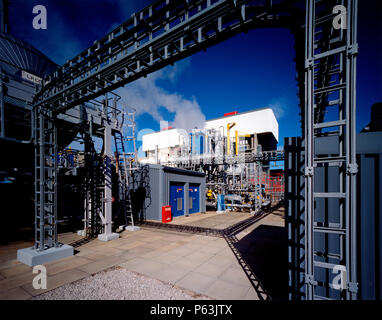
[32, 0, 300, 113]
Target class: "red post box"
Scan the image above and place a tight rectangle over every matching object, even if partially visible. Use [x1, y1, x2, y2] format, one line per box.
[162, 205, 172, 223]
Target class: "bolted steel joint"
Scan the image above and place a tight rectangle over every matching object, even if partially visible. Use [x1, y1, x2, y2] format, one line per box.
[305, 274, 317, 286]
[347, 44, 359, 56]
[346, 163, 358, 175]
[348, 282, 359, 293]
[305, 167, 314, 177]
[304, 58, 314, 69]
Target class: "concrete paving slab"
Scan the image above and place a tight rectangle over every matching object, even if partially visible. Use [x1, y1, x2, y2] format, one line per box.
[156, 243, 182, 252]
[182, 242, 204, 250]
[193, 261, 230, 279]
[205, 279, 250, 300]
[124, 246, 154, 257]
[118, 257, 147, 269]
[150, 253, 181, 265]
[175, 271, 217, 295]
[244, 287, 260, 300]
[0, 287, 32, 300]
[44, 256, 93, 276]
[199, 245, 226, 255]
[214, 249, 235, 259]
[204, 240, 228, 249]
[117, 240, 147, 250]
[22, 268, 89, 297]
[0, 263, 32, 279]
[0, 259, 22, 271]
[166, 246, 198, 257]
[184, 251, 213, 264]
[0, 252, 17, 262]
[139, 240, 169, 249]
[229, 260, 243, 270]
[0, 210, 285, 300]
[140, 250, 163, 260]
[207, 255, 235, 269]
[89, 246, 124, 255]
[125, 259, 167, 278]
[172, 257, 205, 271]
[77, 255, 127, 275]
[0, 270, 36, 293]
[154, 266, 191, 284]
[74, 250, 113, 261]
[219, 267, 252, 287]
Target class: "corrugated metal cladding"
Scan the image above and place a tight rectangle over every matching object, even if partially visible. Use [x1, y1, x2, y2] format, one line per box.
[0, 32, 58, 108]
[0, 32, 58, 141]
[129, 164, 206, 221]
[0, 32, 57, 77]
[286, 132, 382, 300]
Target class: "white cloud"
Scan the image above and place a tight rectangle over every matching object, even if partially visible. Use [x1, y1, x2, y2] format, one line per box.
[115, 59, 206, 133]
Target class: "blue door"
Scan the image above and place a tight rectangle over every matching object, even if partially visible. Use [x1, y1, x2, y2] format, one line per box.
[170, 184, 184, 217]
[189, 184, 200, 214]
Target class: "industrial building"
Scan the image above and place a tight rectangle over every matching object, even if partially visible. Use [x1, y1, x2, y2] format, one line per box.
[0, 0, 380, 302]
[139, 108, 282, 213]
[141, 108, 278, 164]
[129, 165, 206, 221]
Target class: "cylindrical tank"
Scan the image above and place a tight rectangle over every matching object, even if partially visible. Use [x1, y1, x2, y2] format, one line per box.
[190, 131, 205, 155]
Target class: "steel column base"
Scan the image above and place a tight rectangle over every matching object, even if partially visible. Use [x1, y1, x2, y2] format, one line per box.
[124, 226, 140, 232]
[17, 245, 74, 267]
[97, 233, 119, 242]
[77, 230, 86, 236]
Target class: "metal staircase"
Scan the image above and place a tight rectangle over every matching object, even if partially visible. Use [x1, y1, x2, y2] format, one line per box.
[304, 0, 358, 300]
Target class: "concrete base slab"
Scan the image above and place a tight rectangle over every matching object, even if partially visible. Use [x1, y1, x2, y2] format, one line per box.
[77, 230, 86, 236]
[98, 233, 119, 242]
[250, 210, 261, 215]
[17, 245, 74, 267]
[117, 225, 140, 232]
[125, 226, 140, 232]
[216, 210, 226, 214]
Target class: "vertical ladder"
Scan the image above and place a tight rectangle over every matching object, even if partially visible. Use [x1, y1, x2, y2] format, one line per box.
[83, 132, 103, 238]
[304, 0, 358, 300]
[34, 106, 58, 251]
[114, 130, 136, 229]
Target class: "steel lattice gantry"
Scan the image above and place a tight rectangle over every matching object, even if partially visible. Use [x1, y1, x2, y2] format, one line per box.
[31, 0, 302, 252]
[26, 0, 359, 299]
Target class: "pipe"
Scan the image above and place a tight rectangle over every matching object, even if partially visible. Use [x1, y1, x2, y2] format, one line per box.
[235, 130, 238, 155]
[226, 122, 236, 155]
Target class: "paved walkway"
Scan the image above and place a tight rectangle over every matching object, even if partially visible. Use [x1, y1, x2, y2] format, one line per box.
[0, 209, 286, 300]
[167, 211, 252, 229]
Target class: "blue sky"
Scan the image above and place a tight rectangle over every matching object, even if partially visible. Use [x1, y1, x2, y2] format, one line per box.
[7, 0, 382, 151]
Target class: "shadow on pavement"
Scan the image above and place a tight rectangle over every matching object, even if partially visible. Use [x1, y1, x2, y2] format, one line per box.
[233, 224, 289, 300]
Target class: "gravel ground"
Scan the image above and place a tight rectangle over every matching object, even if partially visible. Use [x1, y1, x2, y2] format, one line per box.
[31, 267, 212, 300]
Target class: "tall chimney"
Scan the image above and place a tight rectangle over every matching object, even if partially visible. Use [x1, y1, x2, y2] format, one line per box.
[0, 0, 9, 33]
